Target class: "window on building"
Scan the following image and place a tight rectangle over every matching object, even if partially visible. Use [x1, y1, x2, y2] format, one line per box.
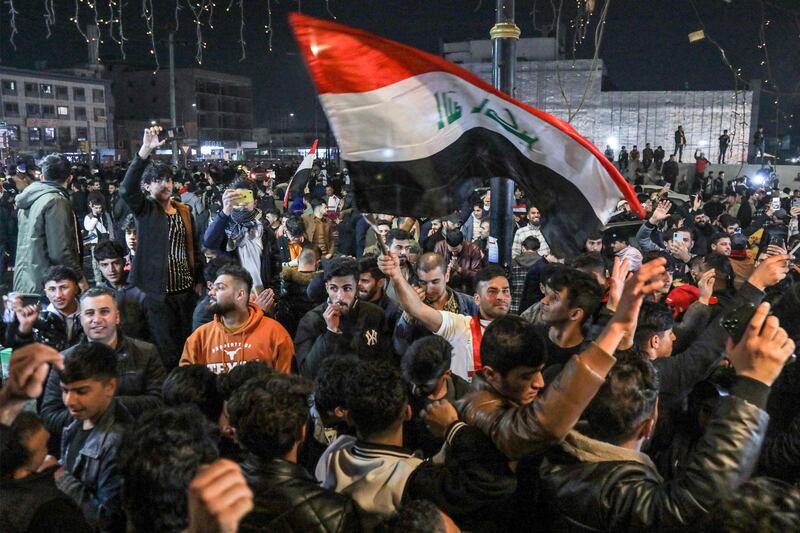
[73, 87, 85, 101]
[75, 127, 88, 141]
[93, 108, 106, 121]
[75, 107, 87, 120]
[29, 128, 41, 142]
[57, 106, 69, 117]
[42, 105, 55, 117]
[3, 102, 19, 116]
[1, 79, 16, 95]
[92, 89, 105, 103]
[5, 125, 20, 141]
[40, 84, 53, 98]
[55, 86, 69, 100]
[24, 83, 38, 97]
[57, 127, 71, 142]
[44, 127, 56, 142]
[95, 126, 107, 143]
[25, 104, 40, 116]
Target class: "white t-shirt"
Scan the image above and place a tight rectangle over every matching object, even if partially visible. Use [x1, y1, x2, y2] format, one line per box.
[435, 310, 490, 381]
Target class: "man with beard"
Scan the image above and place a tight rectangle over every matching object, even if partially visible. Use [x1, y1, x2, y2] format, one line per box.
[357, 256, 400, 325]
[384, 228, 418, 300]
[204, 179, 279, 294]
[380, 253, 511, 381]
[180, 264, 294, 374]
[295, 258, 391, 379]
[512, 205, 551, 258]
[392, 252, 478, 355]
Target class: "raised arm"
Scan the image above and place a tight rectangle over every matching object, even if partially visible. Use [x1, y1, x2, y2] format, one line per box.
[378, 252, 443, 333]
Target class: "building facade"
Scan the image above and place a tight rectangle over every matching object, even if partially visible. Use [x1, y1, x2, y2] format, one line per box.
[0, 66, 114, 159]
[111, 67, 255, 160]
[443, 39, 756, 165]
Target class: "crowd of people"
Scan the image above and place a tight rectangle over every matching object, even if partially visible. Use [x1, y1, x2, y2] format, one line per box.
[0, 124, 799, 532]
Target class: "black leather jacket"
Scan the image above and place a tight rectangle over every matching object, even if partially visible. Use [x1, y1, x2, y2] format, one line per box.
[539, 388, 769, 531]
[239, 455, 361, 533]
[56, 400, 131, 532]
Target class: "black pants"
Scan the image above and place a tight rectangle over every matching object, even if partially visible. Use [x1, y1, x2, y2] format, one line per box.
[145, 290, 197, 368]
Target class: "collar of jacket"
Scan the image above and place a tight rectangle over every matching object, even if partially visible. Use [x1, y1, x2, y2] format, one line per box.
[241, 454, 314, 484]
[352, 440, 418, 460]
[560, 429, 658, 472]
[63, 400, 124, 461]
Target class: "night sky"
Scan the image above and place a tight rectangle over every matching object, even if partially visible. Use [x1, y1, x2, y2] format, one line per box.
[1, 0, 798, 139]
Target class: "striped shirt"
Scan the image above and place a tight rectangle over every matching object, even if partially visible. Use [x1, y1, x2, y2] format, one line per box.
[165, 212, 194, 293]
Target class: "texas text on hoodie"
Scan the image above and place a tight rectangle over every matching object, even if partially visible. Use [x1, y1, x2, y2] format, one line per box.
[180, 302, 295, 373]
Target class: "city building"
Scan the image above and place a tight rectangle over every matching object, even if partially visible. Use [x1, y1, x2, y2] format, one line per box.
[443, 38, 757, 164]
[110, 67, 255, 160]
[0, 66, 115, 161]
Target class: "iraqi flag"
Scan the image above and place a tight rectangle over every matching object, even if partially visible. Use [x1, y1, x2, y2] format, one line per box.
[283, 139, 318, 209]
[289, 14, 643, 255]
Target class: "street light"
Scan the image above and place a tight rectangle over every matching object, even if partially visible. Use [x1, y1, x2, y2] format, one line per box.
[289, 113, 295, 118]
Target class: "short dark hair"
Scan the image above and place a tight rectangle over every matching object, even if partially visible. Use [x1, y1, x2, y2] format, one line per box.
[40, 153, 72, 184]
[346, 361, 407, 439]
[88, 197, 104, 207]
[387, 228, 413, 248]
[384, 500, 446, 533]
[42, 265, 80, 286]
[142, 161, 175, 185]
[315, 353, 359, 415]
[719, 214, 739, 228]
[215, 263, 253, 295]
[324, 257, 359, 284]
[544, 268, 604, 323]
[79, 286, 116, 303]
[710, 232, 731, 247]
[703, 252, 735, 288]
[481, 315, 547, 375]
[217, 360, 275, 401]
[203, 255, 235, 284]
[0, 412, 44, 479]
[633, 301, 676, 349]
[162, 365, 224, 423]
[122, 214, 137, 233]
[358, 256, 387, 281]
[229, 178, 256, 194]
[444, 229, 464, 247]
[285, 216, 306, 238]
[583, 359, 659, 445]
[416, 252, 447, 275]
[120, 405, 219, 533]
[642, 249, 675, 272]
[402, 336, 452, 384]
[93, 240, 127, 262]
[567, 253, 605, 275]
[228, 374, 314, 461]
[60, 342, 118, 384]
[522, 236, 541, 251]
[474, 265, 507, 292]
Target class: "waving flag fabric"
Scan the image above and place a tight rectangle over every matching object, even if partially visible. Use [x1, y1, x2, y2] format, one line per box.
[284, 139, 318, 209]
[289, 14, 643, 254]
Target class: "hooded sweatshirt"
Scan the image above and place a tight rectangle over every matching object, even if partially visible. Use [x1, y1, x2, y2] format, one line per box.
[180, 302, 294, 373]
[14, 181, 83, 292]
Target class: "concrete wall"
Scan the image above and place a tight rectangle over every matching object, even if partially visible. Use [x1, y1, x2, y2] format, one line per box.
[457, 59, 754, 166]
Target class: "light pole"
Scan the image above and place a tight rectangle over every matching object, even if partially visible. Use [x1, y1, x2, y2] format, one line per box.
[489, 0, 519, 269]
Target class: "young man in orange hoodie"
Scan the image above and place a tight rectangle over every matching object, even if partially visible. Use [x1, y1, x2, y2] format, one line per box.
[180, 263, 294, 374]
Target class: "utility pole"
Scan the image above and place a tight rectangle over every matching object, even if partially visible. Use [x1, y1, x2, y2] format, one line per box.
[169, 32, 179, 165]
[489, 0, 519, 269]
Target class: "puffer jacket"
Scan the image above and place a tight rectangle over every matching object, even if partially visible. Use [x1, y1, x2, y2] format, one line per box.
[13, 181, 83, 292]
[239, 455, 361, 533]
[457, 342, 616, 461]
[538, 389, 769, 531]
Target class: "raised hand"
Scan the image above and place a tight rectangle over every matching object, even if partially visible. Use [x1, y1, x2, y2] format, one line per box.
[138, 126, 165, 159]
[187, 459, 253, 533]
[606, 256, 631, 312]
[610, 258, 667, 332]
[323, 303, 341, 333]
[377, 252, 402, 280]
[726, 302, 796, 387]
[697, 268, 716, 305]
[422, 400, 459, 439]
[2, 343, 63, 401]
[748, 254, 791, 291]
[649, 200, 672, 224]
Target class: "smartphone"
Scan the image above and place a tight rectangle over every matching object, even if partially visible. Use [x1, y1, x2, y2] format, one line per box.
[769, 235, 786, 250]
[157, 126, 186, 142]
[673, 232, 685, 243]
[8, 292, 41, 307]
[721, 303, 758, 344]
[792, 198, 800, 209]
[232, 189, 254, 206]
[771, 197, 781, 211]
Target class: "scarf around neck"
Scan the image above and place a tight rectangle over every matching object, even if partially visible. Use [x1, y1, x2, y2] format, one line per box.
[225, 208, 260, 247]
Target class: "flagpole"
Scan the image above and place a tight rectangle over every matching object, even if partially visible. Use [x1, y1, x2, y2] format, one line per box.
[489, 0, 519, 269]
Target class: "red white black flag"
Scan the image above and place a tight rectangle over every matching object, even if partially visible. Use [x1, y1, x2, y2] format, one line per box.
[284, 139, 318, 209]
[289, 14, 643, 254]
